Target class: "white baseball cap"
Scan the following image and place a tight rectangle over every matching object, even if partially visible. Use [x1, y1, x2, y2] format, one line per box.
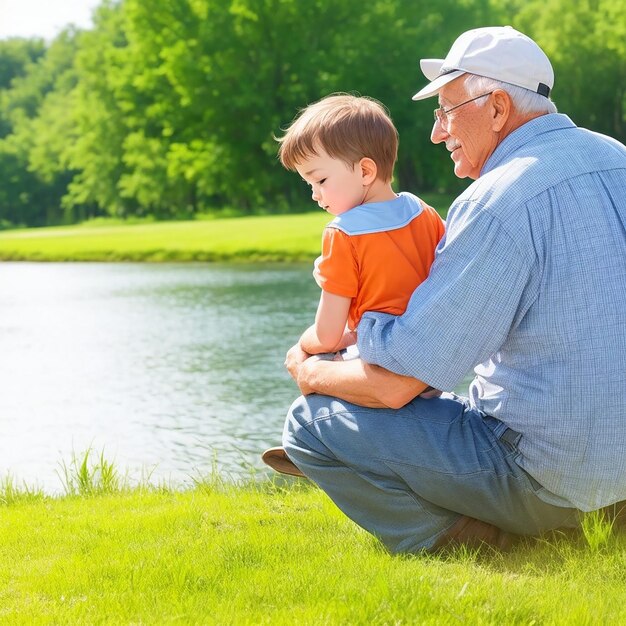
[412, 26, 554, 100]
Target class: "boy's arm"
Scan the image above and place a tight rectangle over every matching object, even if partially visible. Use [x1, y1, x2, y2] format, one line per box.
[299, 291, 352, 354]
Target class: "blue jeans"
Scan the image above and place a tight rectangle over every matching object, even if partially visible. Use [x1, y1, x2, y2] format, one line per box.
[282, 393, 580, 553]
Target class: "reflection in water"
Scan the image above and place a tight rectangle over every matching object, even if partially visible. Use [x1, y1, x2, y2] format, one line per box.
[0, 262, 473, 492]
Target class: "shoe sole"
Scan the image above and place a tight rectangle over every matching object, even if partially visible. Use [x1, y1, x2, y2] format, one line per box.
[261, 447, 306, 478]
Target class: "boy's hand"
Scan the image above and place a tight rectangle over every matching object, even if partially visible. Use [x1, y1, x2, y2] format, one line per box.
[334, 329, 357, 351]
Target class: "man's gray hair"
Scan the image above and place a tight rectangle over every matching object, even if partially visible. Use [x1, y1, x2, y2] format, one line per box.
[465, 74, 558, 115]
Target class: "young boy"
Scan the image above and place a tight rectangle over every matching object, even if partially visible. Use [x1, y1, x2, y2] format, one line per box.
[262, 94, 445, 476]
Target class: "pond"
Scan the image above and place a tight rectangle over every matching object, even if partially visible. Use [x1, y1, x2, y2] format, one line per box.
[0, 262, 471, 493]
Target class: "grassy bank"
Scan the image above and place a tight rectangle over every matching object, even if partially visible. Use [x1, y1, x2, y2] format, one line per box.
[0, 213, 329, 263]
[0, 194, 453, 263]
[2, 468, 626, 624]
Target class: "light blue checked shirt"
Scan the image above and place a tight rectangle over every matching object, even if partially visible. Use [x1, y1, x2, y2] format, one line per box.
[358, 113, 626, 511]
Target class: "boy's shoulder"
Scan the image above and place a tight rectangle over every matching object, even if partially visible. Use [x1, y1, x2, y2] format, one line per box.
[328, 192, 425, 236]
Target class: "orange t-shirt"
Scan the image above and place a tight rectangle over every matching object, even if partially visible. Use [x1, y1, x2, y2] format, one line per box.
[314, 192, 445, 330]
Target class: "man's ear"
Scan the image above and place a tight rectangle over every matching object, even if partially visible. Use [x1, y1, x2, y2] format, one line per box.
[359, 157, 378, 185]
[491, 89, 512, 132]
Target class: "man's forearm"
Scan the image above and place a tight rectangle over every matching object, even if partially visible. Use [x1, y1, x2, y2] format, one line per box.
[299, 357, 428, 409]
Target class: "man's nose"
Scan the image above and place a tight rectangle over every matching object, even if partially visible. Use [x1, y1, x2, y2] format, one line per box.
[311, 186, 320, 201]
[431, 118, 448, 144]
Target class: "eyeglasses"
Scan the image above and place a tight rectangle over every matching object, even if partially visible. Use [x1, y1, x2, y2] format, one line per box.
[433, 92, 494, 128]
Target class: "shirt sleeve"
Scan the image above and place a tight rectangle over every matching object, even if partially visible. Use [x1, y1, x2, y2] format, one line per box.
[313, 227, 359, 298]
[357, 207, 535, 390]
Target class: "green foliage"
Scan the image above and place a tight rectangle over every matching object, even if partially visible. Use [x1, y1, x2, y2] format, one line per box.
[496, 0, 626, 139]
[0, 30, 84, 226]
[0, 0, 624, 226]
[0, 38, 46, 91]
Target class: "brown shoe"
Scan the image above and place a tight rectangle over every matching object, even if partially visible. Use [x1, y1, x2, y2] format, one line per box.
[261, 447, 306, 478]
[432, 515, 516, 552]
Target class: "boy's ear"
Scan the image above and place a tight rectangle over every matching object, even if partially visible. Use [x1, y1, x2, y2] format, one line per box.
[359, 157, 378, 185]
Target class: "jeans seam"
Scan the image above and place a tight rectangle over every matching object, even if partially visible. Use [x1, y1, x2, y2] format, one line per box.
[381, 458, 515, 479]
[303, 410, 357, 427]
[305, 408, 471, 427]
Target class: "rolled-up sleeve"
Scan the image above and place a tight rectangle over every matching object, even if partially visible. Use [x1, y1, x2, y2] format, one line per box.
[357, 208, 534, 390]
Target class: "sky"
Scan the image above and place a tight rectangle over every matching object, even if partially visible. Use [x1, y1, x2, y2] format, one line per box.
[0, 0, 101, 41]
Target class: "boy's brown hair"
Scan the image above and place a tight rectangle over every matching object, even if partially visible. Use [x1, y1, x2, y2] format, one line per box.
[277, 94, 398, 183]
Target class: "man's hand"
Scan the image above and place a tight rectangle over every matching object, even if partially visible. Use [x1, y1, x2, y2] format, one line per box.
[284, 342, 319, 395]
[284, 341, 430, 408]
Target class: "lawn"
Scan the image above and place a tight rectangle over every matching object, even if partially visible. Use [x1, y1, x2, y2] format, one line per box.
[5, 193, 621, 624]
[0, 212, 330, 263]
[0, 194, 453, 263]
[1, 458, 626, 624]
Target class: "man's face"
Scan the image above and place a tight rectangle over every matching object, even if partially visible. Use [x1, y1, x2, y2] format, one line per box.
[430, 76, 500, 180]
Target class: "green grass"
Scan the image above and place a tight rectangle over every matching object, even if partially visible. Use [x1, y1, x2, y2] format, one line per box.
[0, 213, 330, 262]
[0, 194, 453, 263]
[1, 453, 626, 624]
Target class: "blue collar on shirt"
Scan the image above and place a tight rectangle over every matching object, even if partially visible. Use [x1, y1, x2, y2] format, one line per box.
[328, 192, 424, 236]
[482, 113, 577, 176]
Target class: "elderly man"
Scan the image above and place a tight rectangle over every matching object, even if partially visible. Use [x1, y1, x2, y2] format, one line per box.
[266, 26, 626, 553]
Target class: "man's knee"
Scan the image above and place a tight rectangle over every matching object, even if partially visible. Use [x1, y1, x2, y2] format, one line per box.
[282, 394, 342, 466]
[282, 393, 344, 439]
[284, 394, 314, 430]
[283, 394, 321, 444]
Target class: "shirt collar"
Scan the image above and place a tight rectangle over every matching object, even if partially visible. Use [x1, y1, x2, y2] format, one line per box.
[481, 113, 577, 176]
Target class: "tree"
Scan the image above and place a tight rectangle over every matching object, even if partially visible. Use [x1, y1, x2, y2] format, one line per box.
[0, 38, 45, 90]
[0, 30, 81, 226]
[83, 0, 493, 214]
[494, 0, 625, 142]
[0, 38, 46, 137]
[2, 0, 622, 224]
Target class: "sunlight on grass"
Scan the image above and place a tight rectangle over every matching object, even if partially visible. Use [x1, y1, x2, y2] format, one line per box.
[0, 474, 44, 505]
[57, 448, 124, 496]
[0, 212, 331, 262]
[2, 451, 626, 623]
[581, 509, 615, 552]
[0, 195, 453, 263]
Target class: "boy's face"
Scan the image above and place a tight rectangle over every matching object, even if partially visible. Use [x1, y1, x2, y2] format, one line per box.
[295, 150, 366, 216]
